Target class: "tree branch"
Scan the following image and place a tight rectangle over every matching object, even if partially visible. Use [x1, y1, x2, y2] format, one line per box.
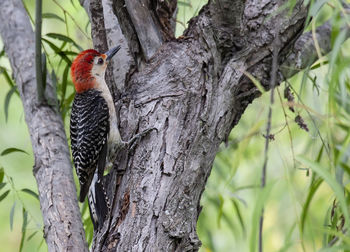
[125, 0, 163, 60]
[281, 2, 350, 79]
[281, 21, 332, 78]
[0, 0, 87, 250]
[102, 0, 134, 92]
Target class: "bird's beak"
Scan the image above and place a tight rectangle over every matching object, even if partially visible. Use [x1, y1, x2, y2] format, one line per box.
[105, 45, 121, 61]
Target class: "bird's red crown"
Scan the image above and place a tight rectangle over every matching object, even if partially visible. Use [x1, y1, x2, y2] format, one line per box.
[71, 49, 101, 93]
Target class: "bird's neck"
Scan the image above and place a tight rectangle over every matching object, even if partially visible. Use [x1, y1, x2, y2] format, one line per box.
[94, 78, 115, 116]
[94, 77, 120, 140]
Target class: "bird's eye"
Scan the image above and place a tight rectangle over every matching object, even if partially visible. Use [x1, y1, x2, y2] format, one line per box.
[97, 58, 104, 65]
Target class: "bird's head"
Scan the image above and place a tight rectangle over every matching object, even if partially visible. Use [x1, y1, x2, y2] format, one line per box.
[71, 46, 121, 93]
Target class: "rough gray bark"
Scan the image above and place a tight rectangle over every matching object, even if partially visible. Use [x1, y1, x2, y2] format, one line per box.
[0, 0, 346, 251]
[125, 0, 163, 60]
[281, 21, 332, 78]
[0, 0, 88, 251]
[102, 0, 133, 92]
[85, 0, 334, 251]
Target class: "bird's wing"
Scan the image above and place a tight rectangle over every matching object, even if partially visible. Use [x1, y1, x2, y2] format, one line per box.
[70, 89, 110, 202]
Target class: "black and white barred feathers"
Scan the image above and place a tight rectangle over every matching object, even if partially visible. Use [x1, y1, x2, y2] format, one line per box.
[70, 89, 109, 203]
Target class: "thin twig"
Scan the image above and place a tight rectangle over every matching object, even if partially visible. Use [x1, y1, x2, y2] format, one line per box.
[287, 82, 330, 158]
[259, 30, 280, 252]
[277, 87, 296, 169]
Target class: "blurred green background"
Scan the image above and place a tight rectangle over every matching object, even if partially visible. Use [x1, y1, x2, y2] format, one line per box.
[0, 0, 350, 251]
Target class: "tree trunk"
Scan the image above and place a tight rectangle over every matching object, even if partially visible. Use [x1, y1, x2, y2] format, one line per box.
[0, 0, 343, 251]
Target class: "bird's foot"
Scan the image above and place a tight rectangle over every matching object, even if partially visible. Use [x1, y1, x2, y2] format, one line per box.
[123, 128, 157, 151]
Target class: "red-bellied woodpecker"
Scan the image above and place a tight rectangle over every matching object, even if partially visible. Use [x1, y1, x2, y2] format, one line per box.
[70, 46, 123, 229]
[70, 46, 154, 229]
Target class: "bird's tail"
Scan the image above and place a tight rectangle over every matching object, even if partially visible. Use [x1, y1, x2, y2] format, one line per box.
[88, 171, 109, 230]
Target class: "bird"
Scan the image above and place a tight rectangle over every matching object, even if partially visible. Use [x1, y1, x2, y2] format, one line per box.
[70, 46, 123, 229]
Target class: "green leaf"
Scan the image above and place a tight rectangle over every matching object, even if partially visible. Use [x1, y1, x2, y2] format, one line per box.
[27, 231, 38, 241]
[297, 156, 350, 229]
[0, 47, 5, 58]
[81, 197, 88, 216]
[60, 64, 70, 111]
[42, 38, 72, 66]
[310, 60, 329, 70]
[232, 198, 246, 235]
[249, 182, 275, 252]
[0, 67, 16, 89]
[4, 85, 17, 122]
[178, 1, 192, 7]
[41, 52, 47, 91]
[308, 0, 329, 17]
[42, 13, 64, 23]
[51, 70, 58, 91]
[1, 148, 28, 156]
[46, 33, 83, 51]
[242, 70, 266, 94]
[10, 202, 16, 231]
[61, 91, 75, 121]
[279, 223, 296, 252]
[62, 50, 79, 56]
[37, 238, 44, 250]
[0, 168, 4, 183]
[329, 29, 347, 72]
[85, 19, 90, 34]
[70, 0, 78, 9]
[0, 182, 6, 191]
[0, 190, 10, 202]
[65, 92, 75, 106]
[59, 41, 67, 51]
[83, 214, 94, 246]
[217, 195, 224, 228]
[319, 246, 350, 252]
[19, 208, 28, 252]
[341, 162, 350, 177]
[316, 145, 324, 163]
[21, 188, 39, 201]
[300, 178, 323, 234]
[318, 226, 350, 245]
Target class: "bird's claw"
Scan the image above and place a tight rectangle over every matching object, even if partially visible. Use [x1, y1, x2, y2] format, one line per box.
[125, 127, 157, 151]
